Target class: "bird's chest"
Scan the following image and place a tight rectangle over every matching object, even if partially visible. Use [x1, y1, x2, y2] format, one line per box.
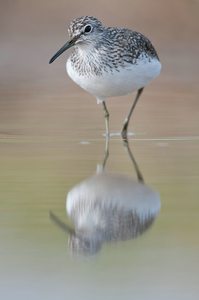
[66, 49, 161, 101]
[66, 52, 108, 99]
[66, 56, 139, 101]
[67, 49, 103, 76]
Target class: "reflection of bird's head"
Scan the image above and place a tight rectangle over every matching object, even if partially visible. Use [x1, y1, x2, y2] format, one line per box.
[68, 234, 102, 256]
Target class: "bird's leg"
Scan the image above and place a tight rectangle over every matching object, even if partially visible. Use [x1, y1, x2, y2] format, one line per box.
[121, 87, 144, 140]
[102, 101, 110, 137]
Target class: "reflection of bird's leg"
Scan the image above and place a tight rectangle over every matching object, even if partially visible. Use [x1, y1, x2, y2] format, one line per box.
[102, 135, 110, 170]
[122, 138, 144, 183]
[97, 135, 110, 173]
[49, 211, 75, 235]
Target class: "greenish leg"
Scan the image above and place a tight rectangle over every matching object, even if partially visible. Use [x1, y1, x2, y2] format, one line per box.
[121, 87, 144, 140]
[102, 101, 110, 137]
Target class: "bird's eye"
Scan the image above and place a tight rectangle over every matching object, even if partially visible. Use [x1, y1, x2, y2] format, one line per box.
[84, 25, 92, 33]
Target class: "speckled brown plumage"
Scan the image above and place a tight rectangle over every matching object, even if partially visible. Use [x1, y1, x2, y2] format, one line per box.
[68, 16, 159, 76]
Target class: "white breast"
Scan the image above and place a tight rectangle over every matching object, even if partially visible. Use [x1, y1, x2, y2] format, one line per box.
[66, 57, 161, 103]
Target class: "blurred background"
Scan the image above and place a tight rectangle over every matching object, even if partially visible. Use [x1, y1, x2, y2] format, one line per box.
[1, 1, 199, 300]
[1, 0, 199, 137]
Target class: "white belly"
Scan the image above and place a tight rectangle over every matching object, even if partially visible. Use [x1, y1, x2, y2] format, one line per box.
[66, 58, 161, 102]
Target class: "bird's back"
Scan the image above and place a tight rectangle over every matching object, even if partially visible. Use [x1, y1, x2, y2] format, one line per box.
[101, 27, 160, 66]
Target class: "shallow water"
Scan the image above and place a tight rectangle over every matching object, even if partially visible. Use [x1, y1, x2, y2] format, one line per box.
[1, 1, 199, 299]
[1, 90, 199, 299]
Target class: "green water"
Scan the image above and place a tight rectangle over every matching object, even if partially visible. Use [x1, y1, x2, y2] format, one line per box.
[1, 120, 199, 299]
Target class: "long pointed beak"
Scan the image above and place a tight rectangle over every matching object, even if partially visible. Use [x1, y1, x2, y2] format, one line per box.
[49, 211, 76, 235]
[49, 36, 77, 64]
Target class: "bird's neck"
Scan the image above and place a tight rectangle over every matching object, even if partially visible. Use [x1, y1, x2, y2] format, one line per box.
[69, 43, 103, 76]
[74, 43, 99, 59]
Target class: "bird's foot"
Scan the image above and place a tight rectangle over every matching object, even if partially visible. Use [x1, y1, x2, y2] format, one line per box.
[102, 132, 110, 138]
[121, 122, 128, 140]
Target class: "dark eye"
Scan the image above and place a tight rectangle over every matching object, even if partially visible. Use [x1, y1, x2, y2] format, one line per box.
[84, 25, 92, 33]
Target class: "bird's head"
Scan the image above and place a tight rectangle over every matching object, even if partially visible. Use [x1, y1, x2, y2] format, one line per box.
[49, 16, 104, 64]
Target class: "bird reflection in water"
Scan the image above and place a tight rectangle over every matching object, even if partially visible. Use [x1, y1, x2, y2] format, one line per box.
[50, 138, 160, 256]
